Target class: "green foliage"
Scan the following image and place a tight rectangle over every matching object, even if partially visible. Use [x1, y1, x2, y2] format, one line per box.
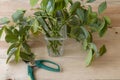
[104, 16, 111, 25]
[98, 1, 107, 14]
[0, 17, 10, 25]
[85, 49, 94, 66]
[0, 0, 110, 66]
[6, 47, 18, 63]
[69, 1, 80, 15]
[0, 27, 4, 38]
[99, 45, 107, 56]
[12, 10, 26, 22]
[0, 11, 35, 63]
[30, 0, 39, 7]
[41, 0, 55, 14]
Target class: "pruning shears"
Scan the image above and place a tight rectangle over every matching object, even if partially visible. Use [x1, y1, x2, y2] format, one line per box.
[27, 60, 61, 80]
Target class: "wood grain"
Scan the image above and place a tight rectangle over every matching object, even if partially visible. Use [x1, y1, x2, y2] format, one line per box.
[0, 0, 120, 80]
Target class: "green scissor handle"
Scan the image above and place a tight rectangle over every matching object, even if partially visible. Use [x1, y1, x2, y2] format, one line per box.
[28, 65, 35, 80]
[28, 60, 61, 80]
[35, 60, 61, 72]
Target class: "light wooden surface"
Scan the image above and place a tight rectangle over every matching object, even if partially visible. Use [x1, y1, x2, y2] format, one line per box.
[0, 0, 120, 80]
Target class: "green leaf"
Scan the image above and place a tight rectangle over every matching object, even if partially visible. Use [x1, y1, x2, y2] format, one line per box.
[85, 49, 94, 66]
[80, 26, 89, 38]
[0, 27, 4, 38]
[14, 47, 20, 62]
[32, 19, 40, 33]
[87, 0, 96, 3]
[70, 1, 80, 15]
[87, 32, 93, 42]
[83, 39, 88, 50]
[5, 27, 13, 35]
[6, 48, 17, 63]
[41, 0, 55, 14]
[0, 17, 10, 25]
[88, 5, 92, 14]
[91, 12, 97, 18]
[41, 0, 49, 10]
[64, 0, 71, 5]
[7, 43, 19, 54]
[37, 16, 50, 33]
[104, 16, 111, 25]
[19, 26, 31, 36]
[68, 16, 80, 26]
[99, 45, 106, 56]
[20, 52, 35, 62]
[30, 0, 39, 7]
[76, 8, 84, 23]
[98, 1, 107, 14]
[22, 43, 31, 53]
[99, 19, 108, 37]
[5, 34, 18, 43]
[98, 19, 105, 32]
[55, 0, 66, 11]
[70, 26, 85, 41]
[89, 43, 98, 54]
[99, 25, 107, 37]
[12, 10, 26, 22]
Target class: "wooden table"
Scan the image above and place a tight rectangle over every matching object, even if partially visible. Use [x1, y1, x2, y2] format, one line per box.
[0, 0, 120, 80]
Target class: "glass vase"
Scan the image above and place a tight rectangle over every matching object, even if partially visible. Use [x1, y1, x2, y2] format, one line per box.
[45, 25, 67, 57]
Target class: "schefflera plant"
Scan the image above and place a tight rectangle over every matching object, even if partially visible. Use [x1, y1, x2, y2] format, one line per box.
[0, 10, 42, 63]
[30, 0, 111, 66]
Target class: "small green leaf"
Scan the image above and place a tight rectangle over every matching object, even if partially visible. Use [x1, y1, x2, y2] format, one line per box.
[0, 28, 4, 38]
[5, 27, 13, 35]
[85, 49, 94, 66]
[70, 1, 80, 15]
[7, 43, 19, 54]
[76, 8, 84, 23]
[87, 0, 96, 3]
[99, 19, 108, 37]
[91, 12, 97, 18]
[22, 43, 31, 53]
[88, 5, 92, 13]
[32, 19, 40, 33]
[41, 0, 49, 10]
[87, 32, 93, 43]
[80, 26, 89, 38]
[19, 26, 31, 36]
[98, 1, 107, 14]
[89, 43, 98, 54]
[0, 17, 10, 25]
[99, 45, 106, 56]
[99, 25, 107, 37]
[30, 0, 39, 7]
[37, 16, 50, 32]
[5, 34, 18, 43]
[41, 0, 55, 14]
[98, 19, 105, 32]
[6, 48, 17, 63]
[55, 0, 66, 11]
[70, 26, 85, 41]
[83, 39, 88, 50]
[12, 10, 26, 22]
[104, 16, 111, 25]
[15, 47, 20, 62]
[20, 52, 35, 62]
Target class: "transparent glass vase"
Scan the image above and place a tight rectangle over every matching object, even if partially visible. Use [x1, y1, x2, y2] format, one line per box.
[45, 25, 67, 57]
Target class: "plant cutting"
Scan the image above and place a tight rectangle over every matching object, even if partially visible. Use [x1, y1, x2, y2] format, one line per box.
[0, 0, 111, 66]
